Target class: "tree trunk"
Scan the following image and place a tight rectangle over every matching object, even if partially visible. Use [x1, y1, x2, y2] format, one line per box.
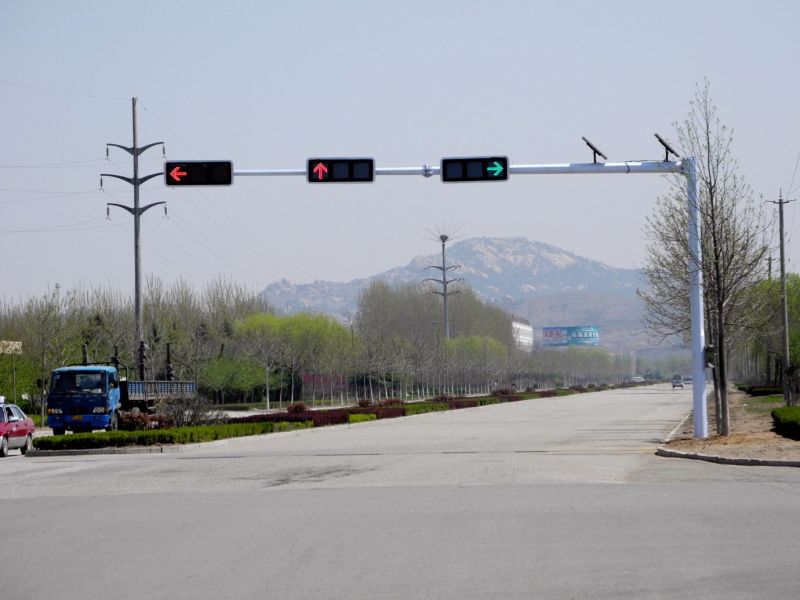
[716, 302, 730, 436]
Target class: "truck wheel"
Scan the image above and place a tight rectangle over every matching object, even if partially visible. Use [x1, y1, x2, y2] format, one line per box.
[20, 434, 33, 455]
[53, 428, 65, 436]
[0, 436, 8, 458]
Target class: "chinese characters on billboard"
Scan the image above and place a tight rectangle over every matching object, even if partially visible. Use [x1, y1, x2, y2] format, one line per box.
[541, 326, 600, 347]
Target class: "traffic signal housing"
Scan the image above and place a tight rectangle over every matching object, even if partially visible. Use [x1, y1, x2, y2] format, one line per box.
[704, 344, 716, 368]
[441, 156, 508, 182]
[307, 158, 374, 183]
[165, 161, 233, 186]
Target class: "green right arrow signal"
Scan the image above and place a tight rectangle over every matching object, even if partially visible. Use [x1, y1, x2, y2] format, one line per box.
[487, 161, 504, 177]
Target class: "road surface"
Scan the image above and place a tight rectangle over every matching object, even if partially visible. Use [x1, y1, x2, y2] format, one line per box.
[2, 384, 799, 599]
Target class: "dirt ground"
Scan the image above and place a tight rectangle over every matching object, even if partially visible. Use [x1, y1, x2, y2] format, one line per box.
[664, 387, 800, 461]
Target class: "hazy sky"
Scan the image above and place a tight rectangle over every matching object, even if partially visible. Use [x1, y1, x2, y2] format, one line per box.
[2, 0, 799, 301]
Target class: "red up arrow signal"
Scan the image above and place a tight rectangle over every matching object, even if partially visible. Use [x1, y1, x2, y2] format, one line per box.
[169, 166, 188, 182]
[312, 162, 328, 180]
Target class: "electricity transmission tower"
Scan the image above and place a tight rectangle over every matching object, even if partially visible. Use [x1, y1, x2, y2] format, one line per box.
[422, 234, 464, 340]
[100, 97, 165, 379]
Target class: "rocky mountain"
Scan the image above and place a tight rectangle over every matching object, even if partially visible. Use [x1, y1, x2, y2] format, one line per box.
[262, 237, 648, 349]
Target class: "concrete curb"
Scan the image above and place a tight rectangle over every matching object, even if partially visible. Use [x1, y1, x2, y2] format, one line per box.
[655, 446, 800, 468]
[27, 445, 183, 457]
[658, 408, 800, 468]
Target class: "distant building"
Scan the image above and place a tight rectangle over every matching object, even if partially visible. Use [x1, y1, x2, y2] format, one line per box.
[541, 325, 600, 347]
[511, 316, 534, 351]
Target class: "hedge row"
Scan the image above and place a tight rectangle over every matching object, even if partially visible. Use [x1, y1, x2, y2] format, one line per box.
[227, 393, 533, 427]
[771, 407, 800, 440]
[34, 388, 582, 450]
[348, 413, 377, 423]
[34, 421, 311, 451]
[738, 384, 783, 397]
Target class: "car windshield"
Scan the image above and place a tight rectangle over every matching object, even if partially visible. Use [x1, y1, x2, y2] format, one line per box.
[52, 371, 107, 395]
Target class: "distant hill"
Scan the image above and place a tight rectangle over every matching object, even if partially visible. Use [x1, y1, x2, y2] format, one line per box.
[262, 237, 649, 350]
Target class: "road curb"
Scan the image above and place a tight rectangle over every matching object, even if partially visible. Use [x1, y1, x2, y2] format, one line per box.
[655, 446, 800, 468]
[27, 445, 183, 457]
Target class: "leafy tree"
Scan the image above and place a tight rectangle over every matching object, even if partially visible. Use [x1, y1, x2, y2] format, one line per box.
[639, 80, 771, 434]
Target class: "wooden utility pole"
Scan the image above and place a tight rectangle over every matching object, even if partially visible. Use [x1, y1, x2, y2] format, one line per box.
[768, 191, 796, 406]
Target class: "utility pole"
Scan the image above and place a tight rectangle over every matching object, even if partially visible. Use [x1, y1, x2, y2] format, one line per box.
[101, 97, 165, 380]
[768, 191, 796, 406]
[422, 234, 463, 340]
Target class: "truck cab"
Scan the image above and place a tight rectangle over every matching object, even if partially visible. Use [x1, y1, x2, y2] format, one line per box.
[47, 365, 121, 435]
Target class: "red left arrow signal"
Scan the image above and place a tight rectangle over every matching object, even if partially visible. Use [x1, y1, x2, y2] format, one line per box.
[312, 162, 328, 180]
[164, 161, 233, 186]
[169, 166, 188, 182]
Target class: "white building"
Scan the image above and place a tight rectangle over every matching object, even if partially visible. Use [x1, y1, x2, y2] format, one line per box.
[511, 318, 534, 351]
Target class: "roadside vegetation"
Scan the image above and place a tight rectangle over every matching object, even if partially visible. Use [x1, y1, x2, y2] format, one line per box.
[34, 421, 312, 451]
[640, 80, 773, 436]
[1, 278, 686, 422]
[32, 385, 668, 451]
[771, 407, 800, 440]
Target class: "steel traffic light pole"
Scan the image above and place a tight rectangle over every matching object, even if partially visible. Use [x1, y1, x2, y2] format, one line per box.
[101, 97, 165, 379]
[195, 150, 708, 438]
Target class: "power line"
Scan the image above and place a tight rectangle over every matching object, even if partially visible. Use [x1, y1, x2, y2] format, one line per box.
[0, 189, 104, 205]
[0, 79, 129, 102]
[0, 218, 107, 235]
[0, 158, 108, 169]
[140, 104, 328, 282]
[160, 186, 320, 281]
[107, 219, 204, 284]
[164, 212, 270, 281]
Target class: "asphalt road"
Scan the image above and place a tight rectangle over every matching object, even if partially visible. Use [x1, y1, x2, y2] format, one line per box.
[3, 384, 799, 599]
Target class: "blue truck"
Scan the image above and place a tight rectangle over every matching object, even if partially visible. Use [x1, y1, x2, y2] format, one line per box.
[46, 364, 196, 435]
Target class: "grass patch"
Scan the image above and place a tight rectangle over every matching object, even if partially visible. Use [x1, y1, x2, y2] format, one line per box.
[348, 413, 377, 423]
[404, 402, 449, 416]
[742, 394, 785, 414]
[33, 421, 311, 451]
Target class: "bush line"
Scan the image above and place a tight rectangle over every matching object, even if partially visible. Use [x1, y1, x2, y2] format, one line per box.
[36, 387, 588, 450]
[34, 421, 311, 451]
[772, 406, 800, 440]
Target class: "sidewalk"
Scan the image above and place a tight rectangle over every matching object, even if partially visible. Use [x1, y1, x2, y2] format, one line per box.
[658, 388, 800, 467]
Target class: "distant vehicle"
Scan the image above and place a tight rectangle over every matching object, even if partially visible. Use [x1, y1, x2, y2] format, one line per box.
[0, 402, 36, 457]
[631, 376, 645, 383]
[47, 364, 196, 436]
[671, 375, 684, 389]
[684, 376, 693, 384]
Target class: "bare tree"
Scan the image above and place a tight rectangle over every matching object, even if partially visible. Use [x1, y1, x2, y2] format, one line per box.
[639, 80, 771, 435]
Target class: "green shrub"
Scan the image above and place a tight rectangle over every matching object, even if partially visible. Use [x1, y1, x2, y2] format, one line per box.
[348, 413, 377, 423]
[404, 402, 449, 416]
[772, 407, 800, 440]
[739, 384, 782, 397]
[33, 421, 311, 451]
